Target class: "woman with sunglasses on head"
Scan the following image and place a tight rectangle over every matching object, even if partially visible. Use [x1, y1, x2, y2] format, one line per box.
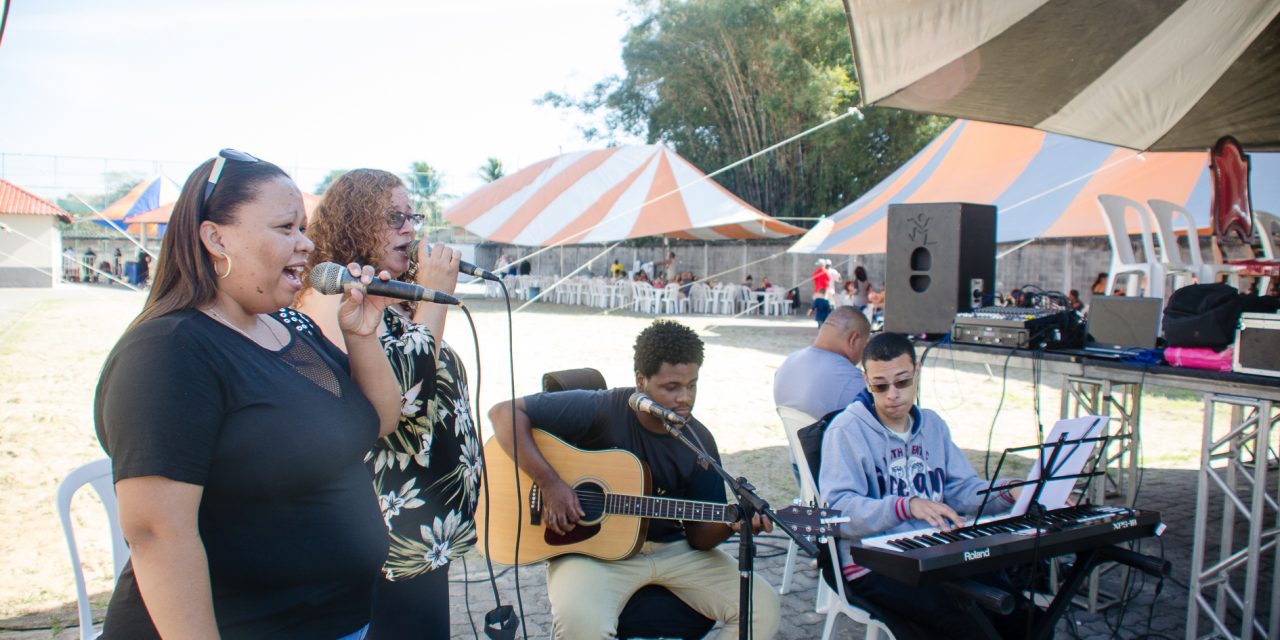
[94, 151, 402, 639]
[294, 169, 480, 640]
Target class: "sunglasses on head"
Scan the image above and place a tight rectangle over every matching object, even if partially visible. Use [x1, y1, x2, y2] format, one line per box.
[387, 210, 425, 230]
[203, 149, 260, 214]
[867, 376, 915, 394]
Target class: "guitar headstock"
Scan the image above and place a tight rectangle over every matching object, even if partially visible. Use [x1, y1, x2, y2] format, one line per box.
[775, 504, 848, 537]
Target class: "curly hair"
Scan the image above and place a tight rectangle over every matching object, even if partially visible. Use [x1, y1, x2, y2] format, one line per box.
[633, 320, 704, 377]
[302, 168, 405, 294]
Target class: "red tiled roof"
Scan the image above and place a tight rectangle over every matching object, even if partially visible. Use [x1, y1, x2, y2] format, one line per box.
[0, 179, 72, 222]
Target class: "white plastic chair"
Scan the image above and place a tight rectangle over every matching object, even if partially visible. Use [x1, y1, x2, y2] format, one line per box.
[1097, 194, 1167, 299]
[777, 408, 895, 639]
[735, 285, 757, 315]
[1254, 210, 1278, 294]
[776, 407, 819, 600]
[1146, 199, 1239, 288]
[661, 284, 688, 314]
[819, 538, 895, 640]
[712, 285, 736, 315]
[58, 458, 129, 640]
[689, 282, 712, 314]
[630, 282, 659, 314]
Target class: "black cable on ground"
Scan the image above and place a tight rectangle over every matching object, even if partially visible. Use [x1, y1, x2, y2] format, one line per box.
[461, 297, 524, 640]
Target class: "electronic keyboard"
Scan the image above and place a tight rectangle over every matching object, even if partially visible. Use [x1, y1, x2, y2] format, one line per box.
[849, 505, 1163, 585]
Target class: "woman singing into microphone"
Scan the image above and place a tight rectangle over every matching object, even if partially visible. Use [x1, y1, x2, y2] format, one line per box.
[95, 151, 400, 638]
[295, 169, 480, 639]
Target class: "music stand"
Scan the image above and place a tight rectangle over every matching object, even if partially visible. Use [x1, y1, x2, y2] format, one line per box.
[955, 423, 1167, 640]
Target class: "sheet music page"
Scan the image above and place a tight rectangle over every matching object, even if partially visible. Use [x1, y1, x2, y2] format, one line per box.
[1010, 416, 1109, 516]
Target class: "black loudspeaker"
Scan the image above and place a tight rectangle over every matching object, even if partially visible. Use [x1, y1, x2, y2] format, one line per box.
[885, 203, 996, 335]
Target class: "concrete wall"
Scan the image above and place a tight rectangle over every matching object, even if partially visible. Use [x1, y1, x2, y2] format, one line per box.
[0, 215, 61, 287]
[471, 236, 1133, 305]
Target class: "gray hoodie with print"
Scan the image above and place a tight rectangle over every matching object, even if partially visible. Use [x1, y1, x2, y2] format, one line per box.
[818, 389, 1014, 581]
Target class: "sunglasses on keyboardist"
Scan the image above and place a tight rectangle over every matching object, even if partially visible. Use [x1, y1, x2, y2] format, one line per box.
[867, 376, 915, 394]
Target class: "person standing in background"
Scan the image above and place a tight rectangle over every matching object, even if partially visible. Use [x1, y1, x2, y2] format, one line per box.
[810, 260, 833, 327]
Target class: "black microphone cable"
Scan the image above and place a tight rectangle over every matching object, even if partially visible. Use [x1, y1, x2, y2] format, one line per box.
[500, 279, 530, 640]
[461, 287, 526, 640]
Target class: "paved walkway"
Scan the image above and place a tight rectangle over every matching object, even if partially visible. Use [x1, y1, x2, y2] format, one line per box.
[446, 464, 1261, 639]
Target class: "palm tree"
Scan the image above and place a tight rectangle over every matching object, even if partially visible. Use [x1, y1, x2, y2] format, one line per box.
[405, 161, 447, 225]
[478, 157, 505, 183]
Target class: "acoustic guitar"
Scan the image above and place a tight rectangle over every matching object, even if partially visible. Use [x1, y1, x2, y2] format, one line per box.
[475, 429, 842, 565]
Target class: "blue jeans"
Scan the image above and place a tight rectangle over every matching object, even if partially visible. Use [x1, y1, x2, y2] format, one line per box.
[336, 624, 369, 640]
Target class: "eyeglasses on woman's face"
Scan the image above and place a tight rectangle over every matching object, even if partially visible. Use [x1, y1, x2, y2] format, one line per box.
[386, 209, 425, 230]
[203, 149, 260, 217]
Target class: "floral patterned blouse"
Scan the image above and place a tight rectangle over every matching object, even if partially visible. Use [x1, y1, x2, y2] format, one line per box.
[371, 307, 480, 581]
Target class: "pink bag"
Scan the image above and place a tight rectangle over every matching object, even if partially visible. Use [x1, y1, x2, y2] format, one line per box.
[1165, 345, 1234, 372]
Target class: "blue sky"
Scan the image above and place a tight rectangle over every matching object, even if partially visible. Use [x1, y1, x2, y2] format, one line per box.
[0, 0, 640, 200]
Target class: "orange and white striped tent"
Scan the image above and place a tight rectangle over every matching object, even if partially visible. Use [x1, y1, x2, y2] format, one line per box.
[444, 145, 803, 245]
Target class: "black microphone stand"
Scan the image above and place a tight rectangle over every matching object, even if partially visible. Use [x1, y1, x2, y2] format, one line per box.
[654, 415, 818, 640]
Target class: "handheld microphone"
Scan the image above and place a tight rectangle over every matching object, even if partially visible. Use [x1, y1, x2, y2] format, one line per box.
[309, 261, 462, 306]
[628, 392, 687, 425]
[406, 240, 501, 282]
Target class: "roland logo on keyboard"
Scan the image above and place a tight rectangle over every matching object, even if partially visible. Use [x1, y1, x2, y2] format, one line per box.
[1112, 519, 1137, 530]
[963, 548, 991, 562]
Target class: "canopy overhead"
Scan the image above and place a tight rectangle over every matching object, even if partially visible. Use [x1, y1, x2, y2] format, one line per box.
[842, 0, 1280, 151]
[444, 145, 804, 246]
[790, 119, 1280, 255]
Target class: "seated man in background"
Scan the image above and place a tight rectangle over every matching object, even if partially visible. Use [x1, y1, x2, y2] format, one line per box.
[820, 332, 1035, 640]
[488, 320, 780, 639]
[774, 306, 870, 421]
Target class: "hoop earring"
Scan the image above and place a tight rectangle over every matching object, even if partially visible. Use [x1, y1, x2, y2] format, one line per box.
[214, 253, 233, 279]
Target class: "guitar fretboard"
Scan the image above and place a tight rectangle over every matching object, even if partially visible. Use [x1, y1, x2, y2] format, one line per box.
[601, 493, 733, 523]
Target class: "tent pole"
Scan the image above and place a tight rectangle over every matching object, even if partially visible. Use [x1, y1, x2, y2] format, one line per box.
[703, 243, 708, 279]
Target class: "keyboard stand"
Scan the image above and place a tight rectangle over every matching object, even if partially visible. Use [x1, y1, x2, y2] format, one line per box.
[933, 545, 1170, 640]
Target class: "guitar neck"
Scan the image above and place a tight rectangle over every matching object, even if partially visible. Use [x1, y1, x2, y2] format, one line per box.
[602, 493, 737, 523]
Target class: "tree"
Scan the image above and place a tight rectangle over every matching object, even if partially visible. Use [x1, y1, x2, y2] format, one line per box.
[315, 169, 349, 195]
[478, 157, 505, 183]
[537, 0, 949, 224]
[404, 161, 448, 225]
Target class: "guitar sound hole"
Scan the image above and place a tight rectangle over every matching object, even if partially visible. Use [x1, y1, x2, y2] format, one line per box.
[575, 481, 606, 525]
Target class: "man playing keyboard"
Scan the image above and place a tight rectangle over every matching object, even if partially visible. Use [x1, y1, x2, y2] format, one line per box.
[819, 332, 1041, 639]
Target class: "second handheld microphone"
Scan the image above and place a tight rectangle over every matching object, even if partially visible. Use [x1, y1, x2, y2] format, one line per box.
[310, 261, 461, 305]
[406, 240, 501, 282]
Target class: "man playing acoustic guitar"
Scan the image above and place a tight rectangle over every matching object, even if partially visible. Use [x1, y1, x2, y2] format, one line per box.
[488, 320, 780, 639]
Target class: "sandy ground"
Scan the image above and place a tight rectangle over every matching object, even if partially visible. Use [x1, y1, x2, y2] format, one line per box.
[0, 284, 1209, 637]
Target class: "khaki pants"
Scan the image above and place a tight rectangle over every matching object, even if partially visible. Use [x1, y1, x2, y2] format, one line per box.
[545, 539, 780, 639]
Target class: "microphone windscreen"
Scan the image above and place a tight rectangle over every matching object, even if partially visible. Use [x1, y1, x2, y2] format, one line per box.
[309, 262, 347, 295]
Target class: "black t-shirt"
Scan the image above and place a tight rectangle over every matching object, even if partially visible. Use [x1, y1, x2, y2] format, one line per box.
[93, 308, 388, 639]
[522, 387, 727, 542]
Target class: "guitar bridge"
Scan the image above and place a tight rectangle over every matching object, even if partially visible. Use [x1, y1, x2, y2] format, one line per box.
[529, 483, 542, 526]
